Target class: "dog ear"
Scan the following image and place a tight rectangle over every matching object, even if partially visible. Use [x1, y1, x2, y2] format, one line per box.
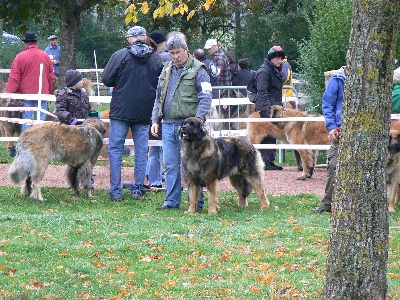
[178, 119, 186, 138]
[197, 120, 207, 140]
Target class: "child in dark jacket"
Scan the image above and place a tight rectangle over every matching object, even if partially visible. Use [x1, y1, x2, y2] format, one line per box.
[55, 69, 91, 125]
[55, 69, 96, 188]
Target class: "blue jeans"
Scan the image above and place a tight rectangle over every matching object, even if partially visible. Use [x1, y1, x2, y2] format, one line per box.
[162, 123, 204, 209]
[22, 100, 48, 132]
[108, 119, 149, 199]
[146, 146, 163, 186]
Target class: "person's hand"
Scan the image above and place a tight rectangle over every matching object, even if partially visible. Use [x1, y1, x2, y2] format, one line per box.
[151, 123, 159, 137]
[67, 114, 78, 125]
[328, 127, 340, 143]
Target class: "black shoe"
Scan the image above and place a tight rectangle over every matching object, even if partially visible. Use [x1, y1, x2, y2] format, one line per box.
[312, 207, 331, 213]
[156, 204, 175, 210]
[110, 196, 123, 202]
[270, 162, 283, 170]
[264, 164, 277, 170]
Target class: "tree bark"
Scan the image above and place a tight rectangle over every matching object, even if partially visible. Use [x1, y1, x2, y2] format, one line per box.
[323, 1, 400, 299]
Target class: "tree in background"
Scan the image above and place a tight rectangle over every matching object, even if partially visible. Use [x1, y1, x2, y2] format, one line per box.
[297, 0, 353, 113]
[323, 0, 400, 297]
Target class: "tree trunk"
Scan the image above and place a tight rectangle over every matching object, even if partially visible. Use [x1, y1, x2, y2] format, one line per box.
[323, 1, 400, 299]
[58, 3, 80, 90]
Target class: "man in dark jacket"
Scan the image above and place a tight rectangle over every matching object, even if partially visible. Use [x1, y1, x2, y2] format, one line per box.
[255, 45, 286, 170]
[101, 26, 164, 201]
[236, 58, 253, 96]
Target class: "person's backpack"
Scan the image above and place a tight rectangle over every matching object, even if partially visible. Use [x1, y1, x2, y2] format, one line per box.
[246, 71, 257, 103]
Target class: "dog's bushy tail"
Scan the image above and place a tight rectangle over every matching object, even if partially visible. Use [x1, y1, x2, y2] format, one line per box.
[7, 149, 36, 184]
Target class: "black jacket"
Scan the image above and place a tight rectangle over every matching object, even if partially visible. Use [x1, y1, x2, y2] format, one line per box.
[55, 87, 91, 124]
[236, 69, 253, 96]
[101, 40, 164, 123]
[255, 59, 283, 112]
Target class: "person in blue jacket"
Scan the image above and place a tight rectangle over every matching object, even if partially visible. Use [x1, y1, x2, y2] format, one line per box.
[313, 65, 345, 213]
[44, 35, 60, 77]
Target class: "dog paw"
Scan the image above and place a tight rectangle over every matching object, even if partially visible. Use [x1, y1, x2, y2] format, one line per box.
[389, 206, 395, 213]
[296, 176, 307, 181]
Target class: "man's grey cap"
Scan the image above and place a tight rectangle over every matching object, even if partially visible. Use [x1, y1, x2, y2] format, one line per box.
[127, 26, 146, 37]
[48, 35, 58, 40]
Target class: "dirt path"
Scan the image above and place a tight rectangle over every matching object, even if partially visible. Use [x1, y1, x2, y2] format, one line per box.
[0, 163, 327, 197]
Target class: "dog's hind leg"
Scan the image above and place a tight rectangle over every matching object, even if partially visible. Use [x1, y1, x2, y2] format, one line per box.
[78, 162, 93, 197]
[294, 150, 303, 171]
[29, 161, 48, 201]
[247, 175, 270, 210]
[21, 176, 32, 196]
[66, 166, 80, 196]
[229, 174, 250, 208]
[297, 150, 313, 180]
[206, 180, 219, 214]
[187, 183, 202, 213]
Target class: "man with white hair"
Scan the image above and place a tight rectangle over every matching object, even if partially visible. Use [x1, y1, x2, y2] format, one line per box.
[102, 26, 164, 202]
[151, 33, 212, 211]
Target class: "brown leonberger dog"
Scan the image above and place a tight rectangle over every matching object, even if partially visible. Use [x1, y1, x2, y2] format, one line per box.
[387, 130, 400, 212]
[7, 118, 106, 201]
[269, 105, 329, 180]
[179, 117, 270, 214]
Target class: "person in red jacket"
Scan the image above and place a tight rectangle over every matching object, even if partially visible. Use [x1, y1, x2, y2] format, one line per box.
[6, 31, 54, 135]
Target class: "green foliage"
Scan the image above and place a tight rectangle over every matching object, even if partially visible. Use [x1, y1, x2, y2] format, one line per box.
[78, 8, 128, 68]
[297, 0, 352, 113]
[0, 43, 21, 81]
[237, 0, 311, 72]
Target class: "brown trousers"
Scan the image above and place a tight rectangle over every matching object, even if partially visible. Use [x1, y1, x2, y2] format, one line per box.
[319, 142, 339, 211]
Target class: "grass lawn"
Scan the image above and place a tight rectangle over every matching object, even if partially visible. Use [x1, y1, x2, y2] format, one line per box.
[0, 186, 399, 299]
[0, 144, 399, 299]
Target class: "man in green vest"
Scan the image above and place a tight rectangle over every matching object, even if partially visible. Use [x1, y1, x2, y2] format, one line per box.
[151, 33, 212, 211]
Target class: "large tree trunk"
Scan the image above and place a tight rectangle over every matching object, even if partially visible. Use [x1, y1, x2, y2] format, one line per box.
[323, 1, 400, 299]
[58, 3, 80, 90]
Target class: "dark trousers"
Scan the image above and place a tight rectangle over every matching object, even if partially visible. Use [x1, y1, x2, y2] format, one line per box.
[259, 135, 276, 165]
[319, 142, 339, 211]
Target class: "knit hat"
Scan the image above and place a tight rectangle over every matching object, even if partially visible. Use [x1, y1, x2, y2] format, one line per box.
[21, 31, 38, 42]
[149, 31, 166, 45]
[127, 26, 146, 37]
[267, 45, 286, 61]
[65, 70, 83, 88]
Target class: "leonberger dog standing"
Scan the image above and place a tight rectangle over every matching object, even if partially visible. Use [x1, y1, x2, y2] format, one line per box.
[8, 118, 106, 201]
[179, 117, 270, 214]
[387, 130, 400, 212]
[268, 105, 330, 180]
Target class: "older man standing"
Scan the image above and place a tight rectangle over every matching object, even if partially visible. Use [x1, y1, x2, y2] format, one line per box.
[6, 30, 54, 136]
[44, 35, 60, 78]
[102, 26, 164, 202]
[151, 34, 212, 211]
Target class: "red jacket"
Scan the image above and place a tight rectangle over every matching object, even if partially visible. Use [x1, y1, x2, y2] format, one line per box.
[6, 44, 54, 94]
